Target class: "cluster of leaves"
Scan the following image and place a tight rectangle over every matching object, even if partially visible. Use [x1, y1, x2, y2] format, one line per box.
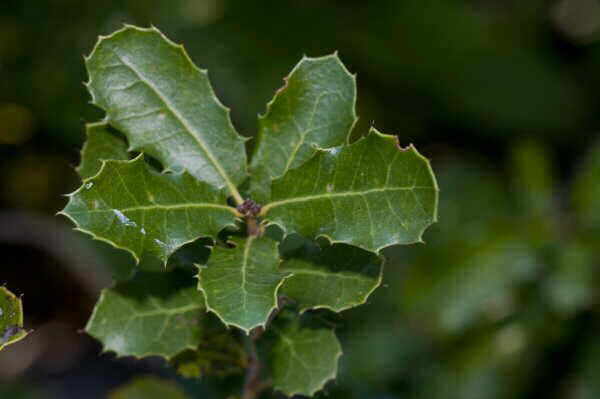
[60, 25, 438, 397]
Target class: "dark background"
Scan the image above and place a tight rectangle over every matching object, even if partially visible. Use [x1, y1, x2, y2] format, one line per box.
[1, 0, 599, 398]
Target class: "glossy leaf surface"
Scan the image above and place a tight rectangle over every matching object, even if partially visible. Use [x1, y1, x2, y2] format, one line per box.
[77, 122, 129, 179]
[263, 129, 439, 252]
[250, 54, 356, 202]
[86, 26, 247, 199]
[61, 156, 238, 263]
[198, 236, 289, 332]
[86, 270, 206, 359]
[279, 234, 383, 312]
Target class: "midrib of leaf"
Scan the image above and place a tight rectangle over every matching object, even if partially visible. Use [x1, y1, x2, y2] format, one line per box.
[110, 48, 244, 205]
[261, 185, 433, 214]
[280, 334, 312, 379]
[271, 324, 341, 397]
[282, 267, 373, 282]
[67, 202, 239, 215]
[240, 235, 253, 315]
[280, 92, 326, 175]
[112, 303, 203, 320]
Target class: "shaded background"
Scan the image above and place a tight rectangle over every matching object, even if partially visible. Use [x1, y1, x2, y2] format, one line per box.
[1, 0, 599, 398]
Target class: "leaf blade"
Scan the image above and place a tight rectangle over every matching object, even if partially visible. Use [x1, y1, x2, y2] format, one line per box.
[249, 54, 356, 203]
[61, 155, 238, 264]
[270, 317, 342, 397]
[198, 236, 289, 332]
[86, 26, 246, 201]
[0, 287, 29, 351]
[77, 122, 129, 179]
[86, 270, 206, 359]
[262, 128, 439, 252]
[279, 235, 383, 313]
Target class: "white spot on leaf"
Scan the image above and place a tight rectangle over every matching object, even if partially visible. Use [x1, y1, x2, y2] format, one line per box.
[112, 209, 137, 227]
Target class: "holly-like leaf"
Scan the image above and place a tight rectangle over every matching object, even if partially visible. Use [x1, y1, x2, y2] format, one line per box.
[78, 122, 129, 179]
[249, 54, 356, 202]
[86, 25, 247, 201]
[109, 377, 189, 399]
[279, 235, 383, 313]
[0, 287, 29, 351]
[270, 315, 342, 397]
[197, 236, 290, 332]
[60, 155, 239, 264]
[86, 270, 206, 359]
[261, 128, 439, 253]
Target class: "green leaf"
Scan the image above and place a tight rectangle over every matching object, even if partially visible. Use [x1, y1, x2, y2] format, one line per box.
[0, 287, 29, 351]
[262, 128, 439, 252]
[279, 235, 383, 312]
[77, 122, 129, 179]
[249, 54, 356, 202]
[60, 155, 239, 264]
[109, 377, 189, 399]
[86, 270, 206, 359]
[86, 25, 247, 202]
[270, 315, 342, 397]
[197, 236, 289, 332]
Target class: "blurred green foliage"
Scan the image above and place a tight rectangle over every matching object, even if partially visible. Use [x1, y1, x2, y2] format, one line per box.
[1, 0, 599, 398]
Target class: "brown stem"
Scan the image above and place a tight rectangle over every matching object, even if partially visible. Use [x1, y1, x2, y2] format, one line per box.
[246, 217, 262, 237]
[241, 330, 270, 399]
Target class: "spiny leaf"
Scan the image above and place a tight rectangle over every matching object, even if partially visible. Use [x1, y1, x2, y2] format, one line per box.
[249, 54, 356, 202]
[261, 128, 439, 253]
[61, 155, 239, 264]
[0, 287, 29, 351]
[77, 122, 129, 179]
[86, 25, 247, 201]
[109, 377, 189, 399]
[86, 270, 206, 359]
[279, 234, 383, 313]
[270, 314, 342, 397]
[197, 235, 290, 333]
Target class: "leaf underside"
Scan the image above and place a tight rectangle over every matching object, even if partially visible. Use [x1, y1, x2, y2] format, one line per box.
[0, 286, 29, 351]
[86, 270, 206, 359]
[263, 128, 439, 253]
[198, 236, 290, 332]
